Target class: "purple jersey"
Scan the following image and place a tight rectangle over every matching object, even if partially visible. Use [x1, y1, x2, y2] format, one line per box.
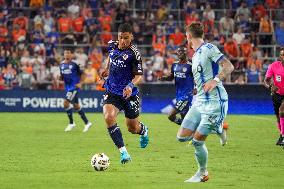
[104, 40, 143, 96]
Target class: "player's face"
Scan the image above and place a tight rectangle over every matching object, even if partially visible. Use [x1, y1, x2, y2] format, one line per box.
[186, 31, 193, 49]
[177, 48, 187, 62]
[280, 50, 284, 63]
[64, 50, 72, 61]
[118, 32, 133, 49]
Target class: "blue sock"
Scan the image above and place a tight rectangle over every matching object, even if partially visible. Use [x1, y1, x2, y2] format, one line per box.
[138, 122, 147, 135]
[66, 108, 73, 124]
[108, 124, 125, 149]
[192, 139, 208, 172]
[78, 109, 88, 124]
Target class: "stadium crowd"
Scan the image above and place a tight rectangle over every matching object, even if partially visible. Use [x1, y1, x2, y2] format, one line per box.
[0, 0, 284, 90]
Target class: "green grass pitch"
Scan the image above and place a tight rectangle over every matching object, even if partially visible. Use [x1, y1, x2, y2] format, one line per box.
[0, 113, 284, 189]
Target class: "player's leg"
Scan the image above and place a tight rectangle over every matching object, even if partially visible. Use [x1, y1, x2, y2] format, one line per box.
[124, 94, 149, 148]
[168, 108, 182, 125]
[272, 93, 282, 145]
[278, 100, 284, 146]
[177, 105, 200, 142]
[64, 91, 75, 132]
[169, 100, 189, 125]
[73, 103, 92, 132]
[103, 93, 131, 163]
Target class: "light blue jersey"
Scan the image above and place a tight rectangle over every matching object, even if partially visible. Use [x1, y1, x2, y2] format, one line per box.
[182, 43, 228, 135]
[191, 43, 228, 102]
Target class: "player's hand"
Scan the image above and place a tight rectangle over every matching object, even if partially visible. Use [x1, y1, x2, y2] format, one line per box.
[270, 84, 278, 95]
[76, 83, 82, 89]
[203, 80, 218, 93]
[191, 88, 197, 95]
[123, 86, 132, 99]
[100, 69, 109, 78]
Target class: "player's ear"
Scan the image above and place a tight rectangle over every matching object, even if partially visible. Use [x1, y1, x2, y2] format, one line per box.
[131, 34, 133, 41]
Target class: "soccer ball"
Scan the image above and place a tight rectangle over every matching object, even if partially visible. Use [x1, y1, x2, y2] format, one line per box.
[91, 153, 110, 171]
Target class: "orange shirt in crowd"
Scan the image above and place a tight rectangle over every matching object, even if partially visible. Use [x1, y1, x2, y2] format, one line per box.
[224, 41, 239, 57]
[73, 16, 84, 32]
[13, 16, 28, 30]
[247, 57, 262, 70]
[98, 15, 112, 32]
[266, 0, 280, 9]
[240, 42, 253, 58]
[29, 0, 44, 8]
[58, 17, 72, 33]
[12, 29, 26, 42]
[0, 26, 8, 42]
[153, 42, 166, 55]
[90, 49, 103, 70]
[100, 32, 112, 46]
[169, 32, 185, 45]
[259, 18, 272, 33]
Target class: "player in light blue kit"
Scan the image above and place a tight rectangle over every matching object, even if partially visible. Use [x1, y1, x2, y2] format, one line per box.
[180, 22, 234, 182]
[59, 47, 92, 132]
[158, 46, 195, 125]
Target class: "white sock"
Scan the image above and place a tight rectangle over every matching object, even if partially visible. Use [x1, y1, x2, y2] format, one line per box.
[119, 146, 127, 153]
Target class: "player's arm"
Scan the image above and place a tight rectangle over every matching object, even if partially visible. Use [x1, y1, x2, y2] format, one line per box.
[264, 76, 278, 94]
[100, 55, 110, 78]
[123, 50, 143, 98]
[203, 56, 234, 92]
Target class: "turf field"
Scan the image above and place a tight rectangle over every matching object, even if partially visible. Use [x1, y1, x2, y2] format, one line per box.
[0, 113, 283, 189]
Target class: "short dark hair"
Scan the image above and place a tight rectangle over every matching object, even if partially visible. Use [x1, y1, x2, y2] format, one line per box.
[186, 22, 204, 38]
[62, 37, 74, 53]
[118, 23, 133, 33]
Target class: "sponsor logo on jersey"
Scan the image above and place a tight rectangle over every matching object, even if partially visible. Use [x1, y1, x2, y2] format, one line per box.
[123, 54, 128, 60]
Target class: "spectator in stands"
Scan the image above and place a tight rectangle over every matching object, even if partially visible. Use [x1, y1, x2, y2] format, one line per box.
[211, 28, 225, 46]
[0, 22, 8, 44]
[143, 60, 155, 82]
[166, 38, 178, 56]
[18, 66, 36, 89]
[235, 1, 251, 22]
[251, 2, 267, 21]
[12, 24, 26, 44]
[240, 38, 253, 59]
[2, 63, 17, 89]
[169, 27, 185, 46]
[89, 40, 103, 70]
[85, 11, 100, 37]
[247, 55, 263, 71]
[232, 27, 245, 45]
[30, 0, 45, 8]
[100, 28, 113, 47]
[275, 21, 284, 46]
[249, 31, 259, 47]
[75, 48, 88, 69]
[57, 12, 73, 33]
[236, 13, 250, 33]
[83, 61, 98, 90]
[47, 26, 60, 44]
[43, 11, 54, 34]
[13, 12, 28, 31]
[152, 25, 166, 45]
[12, 0, 24, 8]
[68, 0, 80, 19]
[259, 15, 274, 56]
[219, 11, 235, 36]
[35, 64, 51, 89]
[0, 72, 5, 90]
[133, 23, 144, 45]
[151, 51, 165, 79]
[49, 60, 61, 90]
[265, 0, 280, 9]
[245, 63, 262, 84]
[98, 8, 112, 32]
[185, 11, 199, 26]
[224, 36, 240, 68]
[115, 3, 128, 30]
[157, 4, 168, 23]
[45, 37, 57, 58]
[20, 50, 31, 67]
[0, 50, 7, 68]
[202, 3, 215, 24]
[152, 37, 166, 55]
[8, 51, 20, 68]
[164, 15, 177, 35]
[234, 73, 246, 85]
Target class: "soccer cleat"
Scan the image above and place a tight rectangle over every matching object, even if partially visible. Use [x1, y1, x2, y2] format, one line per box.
[120, 151, 131, 164]
[184, 170, 209, 183]
[83, 122, 92, 132]
[276, 135, 283, 145]
[64, 123, 76, 132]
[279, 138, 284, 146]
[140, 127, 149, 148]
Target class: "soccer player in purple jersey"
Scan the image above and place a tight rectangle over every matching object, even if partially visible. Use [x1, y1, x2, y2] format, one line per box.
[59, 47, 92, 132]
[100, 23, 149, 164]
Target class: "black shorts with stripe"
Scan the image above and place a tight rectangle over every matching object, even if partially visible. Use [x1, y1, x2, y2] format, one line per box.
[65, 89, 79, 104]
[103, 91, 140, 119]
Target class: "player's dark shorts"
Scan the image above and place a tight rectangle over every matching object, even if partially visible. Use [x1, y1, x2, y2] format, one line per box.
[272, 93, 284, 116]
[65, 89, 79, 104]
[103, 91, 140, 119]
[174, 100, 190, 114]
